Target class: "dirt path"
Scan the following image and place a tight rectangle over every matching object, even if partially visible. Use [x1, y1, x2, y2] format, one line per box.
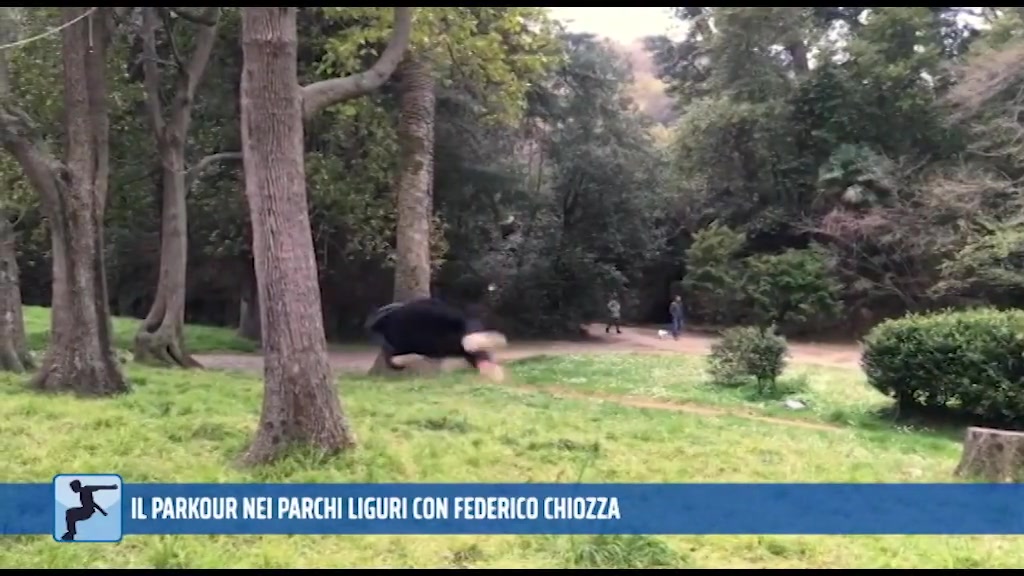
[194, 325, 859, 433]
[601, 325, 863, 370]
[504, 384, 844, 432]
[197, 324, 863, 375]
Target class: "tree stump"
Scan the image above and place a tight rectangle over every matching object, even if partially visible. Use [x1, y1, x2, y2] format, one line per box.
[954, 426, 1024, 483]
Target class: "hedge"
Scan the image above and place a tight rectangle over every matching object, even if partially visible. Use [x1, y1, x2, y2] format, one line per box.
[861, 308, 1024, 423]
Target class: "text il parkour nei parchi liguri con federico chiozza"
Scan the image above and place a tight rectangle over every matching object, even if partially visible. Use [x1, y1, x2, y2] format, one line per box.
[130, 495, 623, 522]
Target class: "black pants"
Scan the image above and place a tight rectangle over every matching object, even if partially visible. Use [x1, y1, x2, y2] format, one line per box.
[605, 319, 621, 333]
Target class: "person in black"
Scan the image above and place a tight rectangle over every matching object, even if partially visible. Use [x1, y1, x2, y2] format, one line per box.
[366, 298, 508, 382]
[61, 480, 118, 541]
[669, 295, 685, 340]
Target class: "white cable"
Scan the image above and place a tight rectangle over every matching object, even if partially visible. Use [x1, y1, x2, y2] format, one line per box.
[0, 7, 98, 52]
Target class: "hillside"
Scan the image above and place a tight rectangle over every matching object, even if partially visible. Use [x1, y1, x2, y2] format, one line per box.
[611, 38, 678, 127]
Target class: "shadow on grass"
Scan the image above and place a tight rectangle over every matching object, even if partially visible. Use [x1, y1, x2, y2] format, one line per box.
[829, 400, 1024, 444]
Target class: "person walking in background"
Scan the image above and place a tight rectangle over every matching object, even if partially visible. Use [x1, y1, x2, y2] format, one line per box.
[606, 295, 622, 334]
[669, 294, 684, 340]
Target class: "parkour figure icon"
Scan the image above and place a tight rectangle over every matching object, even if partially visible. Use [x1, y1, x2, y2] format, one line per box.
[60, 480, 118, 541]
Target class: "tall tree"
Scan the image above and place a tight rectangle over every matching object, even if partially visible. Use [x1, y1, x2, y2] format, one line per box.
[323, 7, 557, 374]
[239, 6, 412, 464]
[366, 54, 437, 375]
[0, 12, 33, 373]
[391, 54, 435, 304]
[0, 7, 127, 395]
[0, 210, 32, 372]
[134, 7, 222, 368]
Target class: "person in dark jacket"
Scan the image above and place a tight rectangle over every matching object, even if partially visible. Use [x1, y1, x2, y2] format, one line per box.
[669, 295, 685, 340]
[366, 298, 507, 381]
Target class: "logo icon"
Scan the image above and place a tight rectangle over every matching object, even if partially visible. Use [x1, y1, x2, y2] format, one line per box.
[52, 474, 123, 543]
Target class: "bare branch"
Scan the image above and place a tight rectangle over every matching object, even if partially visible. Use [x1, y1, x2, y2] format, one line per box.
[142, 7, 220, 143]
[140, 7, 166, 139]
[946, 42, 1024, 121]
[0, 7, 67, 210]
[301, 7, 414, 121]
[169, 7, 218, 27]
[168, 7, 220, 133]
[185, 151, 241, 189]
[157, 8, 185, 69]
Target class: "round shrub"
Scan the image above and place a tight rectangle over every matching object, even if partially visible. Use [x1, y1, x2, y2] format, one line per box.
[708, 326, 789, 394]
[861, 308, 1024, 422]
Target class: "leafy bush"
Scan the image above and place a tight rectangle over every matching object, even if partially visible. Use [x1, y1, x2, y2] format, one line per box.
[861, 308, 1024, 423]
[707, 326, 789, 394]
[681, 224, 841, 334]
[682, 223, 747, 325]
[742, 245, 842, 335]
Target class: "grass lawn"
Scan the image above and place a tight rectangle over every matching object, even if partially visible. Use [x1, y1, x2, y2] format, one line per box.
[511, 353, 911, 430]
[1, 349, 1021, 568]
[21, 306, 259, 354]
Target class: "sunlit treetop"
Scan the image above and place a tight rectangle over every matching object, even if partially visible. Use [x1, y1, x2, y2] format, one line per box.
[318, 7, 563, 126]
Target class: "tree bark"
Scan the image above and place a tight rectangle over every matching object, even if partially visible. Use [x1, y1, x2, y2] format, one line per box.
[133, 7, 219, 368]
[25, 8, 127, 395]
[237, 258, 262, 343]
[239, 7, 356, 465]
[954, 426, 1024, 483]
[392, 55, 436, 303]
[0, 214, 33, 372]
[369, 54, 439, 377]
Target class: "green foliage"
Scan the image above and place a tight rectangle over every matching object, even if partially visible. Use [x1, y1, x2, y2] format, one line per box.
[319, 7, 559, 126]
[862, 308, 1024, 423]
[971, 10, 1024, 52]
[681, 224, 840, 334]
[743, 246, 843, 333]
[816, 144, 901, 209]
[681, 223, 746, 325]
[463, 32, 671, 336]
[571, 535, 686, 569]
[933, 221, 1024, 300]
[653, 6, 986, 332]
[11, 3, 1024, 344]
[708, 326, 789, 395]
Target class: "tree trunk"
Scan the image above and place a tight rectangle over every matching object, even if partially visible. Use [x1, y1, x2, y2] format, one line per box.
[240, 7, 355, 465]
[369, 54, 439, 377]
[780, 8, 809, 76]
[392, 55, 436, 303]
[0, 215, 33, 372]
[954, 426, 1024, 483]
[30, 8, 127, 395]
[237, 258, 262, 343]
[133, 7, 219, 369]
[134, 145, 197, 367]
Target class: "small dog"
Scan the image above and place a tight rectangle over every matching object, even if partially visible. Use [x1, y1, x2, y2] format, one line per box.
[657, 329, 670, 339]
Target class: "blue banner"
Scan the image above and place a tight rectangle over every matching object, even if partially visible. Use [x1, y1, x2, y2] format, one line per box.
[7, 477, 1024, 541]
